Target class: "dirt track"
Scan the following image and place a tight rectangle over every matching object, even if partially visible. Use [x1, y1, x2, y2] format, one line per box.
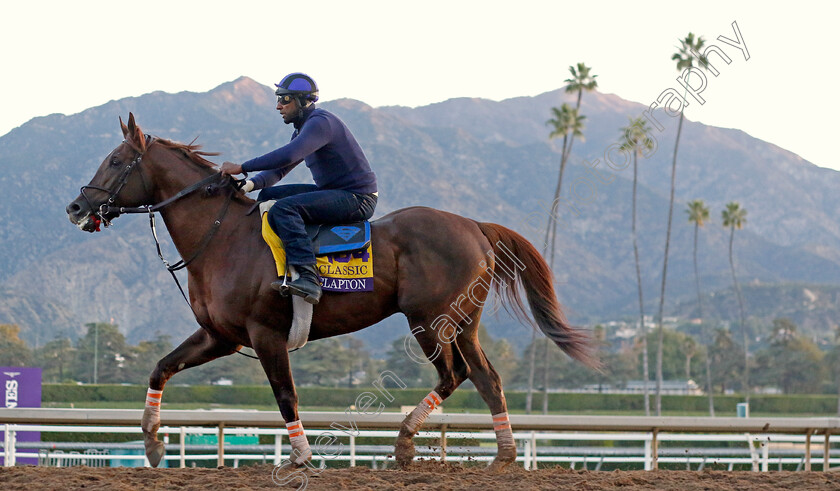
[1, 462, 839, 490]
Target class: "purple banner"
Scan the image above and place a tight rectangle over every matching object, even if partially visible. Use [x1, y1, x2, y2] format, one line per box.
[320, 276, 374, 292]
[1, 367, 42, 465]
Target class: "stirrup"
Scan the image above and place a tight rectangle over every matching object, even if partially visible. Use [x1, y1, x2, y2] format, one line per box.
[271, 274, 291, 296]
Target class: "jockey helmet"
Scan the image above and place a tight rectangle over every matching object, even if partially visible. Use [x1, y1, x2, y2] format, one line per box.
[275, 73, 319, 104]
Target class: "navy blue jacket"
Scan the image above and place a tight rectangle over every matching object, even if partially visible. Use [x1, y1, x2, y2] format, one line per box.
[242, 106, 377, 194]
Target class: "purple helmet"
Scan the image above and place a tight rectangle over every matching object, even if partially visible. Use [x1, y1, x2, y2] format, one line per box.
[274, 73, 319, 103]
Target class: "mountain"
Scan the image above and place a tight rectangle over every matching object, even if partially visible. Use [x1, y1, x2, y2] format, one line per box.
[1, 76, 839, 349]
[671, 283, 840, 343]
[0, 287, 78, 348]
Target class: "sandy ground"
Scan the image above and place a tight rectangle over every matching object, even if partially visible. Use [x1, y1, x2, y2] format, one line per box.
[1, 462, 839, 490]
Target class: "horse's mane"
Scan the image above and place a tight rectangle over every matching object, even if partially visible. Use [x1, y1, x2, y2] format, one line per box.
[153, 137, 220, 170]
[152, 137, 254, 204]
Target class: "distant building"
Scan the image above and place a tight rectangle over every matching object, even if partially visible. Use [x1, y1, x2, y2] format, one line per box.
[572, 379, 703, 395]
[614, 326, 637, 340]
[625, 379, 702, 395]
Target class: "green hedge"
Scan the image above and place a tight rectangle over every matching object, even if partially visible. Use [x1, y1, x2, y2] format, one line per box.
[42, 385, 479, 407]
[41, 384, 839, 415]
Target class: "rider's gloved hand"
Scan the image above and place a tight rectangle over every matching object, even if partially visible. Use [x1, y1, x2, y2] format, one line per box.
[220, 161, 243, 176]
[240, 180, 255, 193]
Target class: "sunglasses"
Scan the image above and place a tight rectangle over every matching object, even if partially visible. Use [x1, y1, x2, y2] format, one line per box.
[277, 94, 296, 105]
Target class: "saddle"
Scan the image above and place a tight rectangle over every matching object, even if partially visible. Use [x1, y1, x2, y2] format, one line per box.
[304, 221, 371, 255]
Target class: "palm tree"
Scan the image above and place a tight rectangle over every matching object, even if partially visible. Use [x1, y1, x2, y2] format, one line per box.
[654, 33, 709, 415]
[544, 104, 586, 266]
[683, 337, 697, 380]
[686, 199, 714, 415]
[827, 326, 840, 416]
[620, 117, 655, 415]
[722, 201, 748, 401]
[528, 64, 597, 415]
[546, 61, 598, 266]
[565, 63, 599, 111]
[528, 104, 586, 415]
[542, 337, 552, 414]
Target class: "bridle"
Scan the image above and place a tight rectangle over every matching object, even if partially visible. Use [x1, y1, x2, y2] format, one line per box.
[79, 135, 236, 269]
[78, 135, 258, 358]
[79, 136, 235, 293]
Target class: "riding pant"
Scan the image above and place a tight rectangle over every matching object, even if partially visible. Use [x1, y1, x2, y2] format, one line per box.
[258, 184, 378, 266]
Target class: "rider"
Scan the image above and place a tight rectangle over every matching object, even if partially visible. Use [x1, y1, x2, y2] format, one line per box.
[221, 73, 378, 305]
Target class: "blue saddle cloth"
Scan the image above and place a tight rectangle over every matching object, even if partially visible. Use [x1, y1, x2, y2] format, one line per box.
[304, 221, 371, 256]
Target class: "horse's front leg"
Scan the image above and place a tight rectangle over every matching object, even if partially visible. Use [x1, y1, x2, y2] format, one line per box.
[248, 324, 312, 466]
[142, 327, 237, 467]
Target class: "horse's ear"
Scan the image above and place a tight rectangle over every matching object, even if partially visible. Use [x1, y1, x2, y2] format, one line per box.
[119, 116, 129, 138]
[124, 112, 146, 153]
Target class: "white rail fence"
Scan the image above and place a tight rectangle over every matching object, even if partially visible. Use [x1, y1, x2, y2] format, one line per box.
[1, 409, 837, 471]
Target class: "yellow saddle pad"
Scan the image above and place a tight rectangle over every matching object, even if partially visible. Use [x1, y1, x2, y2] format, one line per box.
[261, 213, 374, 292]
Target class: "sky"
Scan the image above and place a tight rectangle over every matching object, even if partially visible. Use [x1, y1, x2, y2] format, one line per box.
[1, 1, 836, 169]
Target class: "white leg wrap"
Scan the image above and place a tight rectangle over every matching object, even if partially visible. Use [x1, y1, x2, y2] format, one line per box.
[142, 388, 163, 432]
[286, 420, 312, 464]
[405, 391, 442, 434]
[493, 412, 514, 448]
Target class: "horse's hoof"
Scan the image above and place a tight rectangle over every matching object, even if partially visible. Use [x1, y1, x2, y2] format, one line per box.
[487, 459, 511, 473]
[487, 447, 517, 473]
[145, 439, 166, 467]
[394, 436, 415, 468]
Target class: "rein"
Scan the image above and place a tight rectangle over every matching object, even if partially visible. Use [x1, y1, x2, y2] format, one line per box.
[144, 180, 258, 360]
[104, 171, 225, 216]
[80, 136, 228, 220]
[147, 176, 233, 288]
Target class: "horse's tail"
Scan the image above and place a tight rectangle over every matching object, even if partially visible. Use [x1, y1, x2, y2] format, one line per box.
[477, 222, 602, 370]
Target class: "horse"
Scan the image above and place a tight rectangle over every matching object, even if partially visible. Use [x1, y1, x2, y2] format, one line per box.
[65, 113, 600, 471]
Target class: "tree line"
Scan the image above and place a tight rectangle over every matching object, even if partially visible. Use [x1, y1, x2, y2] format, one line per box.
[1, 320, 837, 405]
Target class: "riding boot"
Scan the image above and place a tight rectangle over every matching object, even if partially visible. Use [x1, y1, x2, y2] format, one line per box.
[284, 264, 322, 305]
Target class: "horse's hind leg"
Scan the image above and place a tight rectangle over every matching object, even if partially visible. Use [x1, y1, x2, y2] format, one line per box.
[455, 316, 517, 472]
[394, 315, 470, 467]
[143, 328, 237, 467]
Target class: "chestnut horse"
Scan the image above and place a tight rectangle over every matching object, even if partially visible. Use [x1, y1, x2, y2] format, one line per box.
[65, 114, 599, 471]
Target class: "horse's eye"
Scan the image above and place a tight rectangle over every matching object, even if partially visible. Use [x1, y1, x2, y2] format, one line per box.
[110, 157, 121, 167]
